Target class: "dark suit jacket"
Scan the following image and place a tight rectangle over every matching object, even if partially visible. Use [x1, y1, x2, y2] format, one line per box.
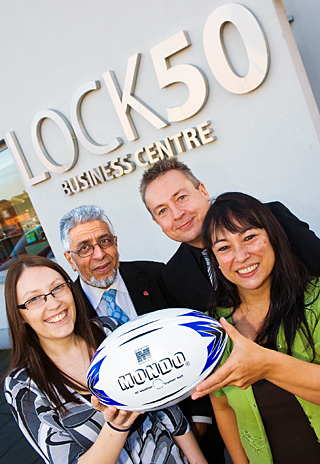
[162, 201, 320, 313]
[75, 260, 169, 319]
[267, 202, 320, 276]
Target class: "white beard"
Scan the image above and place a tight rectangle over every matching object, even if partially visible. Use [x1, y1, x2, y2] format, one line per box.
[71, 254, 118, 288]
[86, 268, 117, 288]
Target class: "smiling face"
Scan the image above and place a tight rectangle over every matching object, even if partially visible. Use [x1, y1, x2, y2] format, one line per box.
[212, 226, 276, 297]
[64, 220, 119, 288]
[17, 266, 76, 347]
[144, 170, 211, 248]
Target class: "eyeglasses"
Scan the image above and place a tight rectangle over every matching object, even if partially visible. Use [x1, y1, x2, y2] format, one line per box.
[68, 236, 115, 258]
[18, 281, 71, 310]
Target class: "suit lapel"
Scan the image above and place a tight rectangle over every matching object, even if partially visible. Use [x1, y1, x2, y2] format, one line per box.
[119, 262, 153, 316]
[171, 244, 212, 311]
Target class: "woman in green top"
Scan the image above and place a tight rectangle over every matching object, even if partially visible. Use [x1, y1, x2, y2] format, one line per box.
[192, 192, 320, 464]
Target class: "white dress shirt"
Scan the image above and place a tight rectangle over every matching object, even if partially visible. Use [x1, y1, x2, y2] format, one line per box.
[80, 271, 138, 320]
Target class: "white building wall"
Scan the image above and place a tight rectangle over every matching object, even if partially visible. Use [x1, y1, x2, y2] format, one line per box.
[0, 0, 320, 347]
[283, 0, 320, 109]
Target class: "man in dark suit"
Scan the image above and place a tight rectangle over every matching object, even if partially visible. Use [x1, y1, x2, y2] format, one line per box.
[60, 205, 168, 321]
[140, 158, 320, 312]
[140, 158, 320, 463]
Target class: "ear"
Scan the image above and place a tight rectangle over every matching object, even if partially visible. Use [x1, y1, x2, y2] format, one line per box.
[199, 182, 210, 201]
[19, 313, 27, 323]
[152, 216, 160, 226]
[64, 251, 77, 272]
[114, 236, 118, 247]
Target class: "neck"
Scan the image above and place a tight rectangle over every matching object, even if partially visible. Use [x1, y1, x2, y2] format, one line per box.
[234, 284, 271, 339]
[239, 288, 270, 308]
[40, 333, 90, 390]
[186, 237, 204, 249]
[40, 332, 80, 361]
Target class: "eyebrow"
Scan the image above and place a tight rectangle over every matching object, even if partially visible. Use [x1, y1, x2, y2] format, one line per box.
[213, 227, 255, 245]
[20, 278, 64, 301]
[213, 237, 228, 246]
[152, 188, 186, 214]
[75, 233, 112, 248]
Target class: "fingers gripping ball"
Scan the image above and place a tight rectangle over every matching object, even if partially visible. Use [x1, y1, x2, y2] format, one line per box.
[87, 308, 228, 412]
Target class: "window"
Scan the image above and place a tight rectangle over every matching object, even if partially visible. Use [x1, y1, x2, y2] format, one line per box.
[0, 141, 54, 282]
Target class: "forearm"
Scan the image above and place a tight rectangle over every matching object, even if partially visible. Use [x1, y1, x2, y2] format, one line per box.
[78, 422, 128, 464]
[264, 349, 320, 405]
[79, 399, 143, 464]
[174, 430, 207, 464]
[210, 394, 248, 464]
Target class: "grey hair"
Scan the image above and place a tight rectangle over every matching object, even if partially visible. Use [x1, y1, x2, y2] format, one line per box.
[60, 205, 115, 250]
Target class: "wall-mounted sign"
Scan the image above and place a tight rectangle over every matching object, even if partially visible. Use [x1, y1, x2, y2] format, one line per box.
[4, 3, 269, 190]
[61, 120, 216, 195]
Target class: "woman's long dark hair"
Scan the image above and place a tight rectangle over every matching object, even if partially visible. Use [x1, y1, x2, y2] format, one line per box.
[202, 192, 316, 357]
[5, 255, 105, 409]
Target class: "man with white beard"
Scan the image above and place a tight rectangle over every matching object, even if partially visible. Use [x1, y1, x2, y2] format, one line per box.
[60, 205, 169, 322]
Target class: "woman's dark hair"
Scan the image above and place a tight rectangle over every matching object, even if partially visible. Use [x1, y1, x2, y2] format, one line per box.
[202, 192, 316, 357]
[5, 255, 105, 409]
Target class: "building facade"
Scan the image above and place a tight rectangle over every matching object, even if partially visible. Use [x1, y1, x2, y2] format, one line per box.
[0, 0, 320, 347]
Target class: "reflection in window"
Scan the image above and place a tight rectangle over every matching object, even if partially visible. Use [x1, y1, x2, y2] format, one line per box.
[0, 144, 54, 275]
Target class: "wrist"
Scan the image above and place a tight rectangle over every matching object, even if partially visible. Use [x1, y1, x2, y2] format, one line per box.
[262, 345, 280, 379]
[107, 421, 132, 433]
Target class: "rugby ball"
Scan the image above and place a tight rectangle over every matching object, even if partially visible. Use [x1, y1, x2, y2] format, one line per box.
[87, 308, 227, 411]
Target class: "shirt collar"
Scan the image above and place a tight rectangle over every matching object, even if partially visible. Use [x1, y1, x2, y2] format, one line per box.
[79, 269, 129, 310]
[186, 243, 205, 261]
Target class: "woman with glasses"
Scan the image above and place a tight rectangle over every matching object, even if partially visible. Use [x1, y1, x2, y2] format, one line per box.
[193, 192, 320, 464]
[4, 255, 206, 464]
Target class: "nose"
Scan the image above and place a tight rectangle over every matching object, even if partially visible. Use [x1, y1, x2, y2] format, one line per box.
[45, 293, 61, 309]
[234, 244, 250, 262]
[91, 243, 106, 260]
[171, 204, 184, 221]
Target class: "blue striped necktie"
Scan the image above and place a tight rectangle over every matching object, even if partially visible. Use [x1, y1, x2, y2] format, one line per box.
[201, 249, 217, 288]
[101, 288, 130, 324]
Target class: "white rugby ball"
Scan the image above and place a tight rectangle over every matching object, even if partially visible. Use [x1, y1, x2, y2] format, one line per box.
[87, 308, 227, 411]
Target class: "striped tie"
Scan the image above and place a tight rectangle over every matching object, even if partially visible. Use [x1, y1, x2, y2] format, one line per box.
[101, 289, 130, 324]
[202, 249, 217, 288]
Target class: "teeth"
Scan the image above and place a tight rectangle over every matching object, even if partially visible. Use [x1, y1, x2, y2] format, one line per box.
[237, 264, 258, 275]
[46, 310, 67, 323]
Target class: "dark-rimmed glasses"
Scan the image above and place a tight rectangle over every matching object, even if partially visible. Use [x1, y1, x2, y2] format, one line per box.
[18, 281, 71, 310]
[68, 236, 115, 258]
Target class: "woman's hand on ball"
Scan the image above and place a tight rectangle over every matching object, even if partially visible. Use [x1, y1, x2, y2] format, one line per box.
[91, 395, 142, 430]
[191, 317, 268, 397]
